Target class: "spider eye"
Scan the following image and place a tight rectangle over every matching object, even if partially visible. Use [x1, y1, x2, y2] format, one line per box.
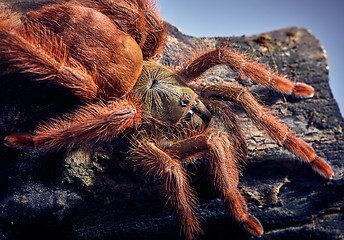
[180, 93, 191, 106]
[180, 99, 189, 106]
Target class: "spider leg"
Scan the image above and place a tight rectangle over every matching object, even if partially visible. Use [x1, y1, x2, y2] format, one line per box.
[0, 8, 99, 101]
[207, 100, 248, 162]
[129, 138, 203, 240]
[179, 47, 314, 97]
[207, 101, 263, 235]
[201, 84, 334, 179]
[167, 132, 263, 237]
[4, 100, 140, 151]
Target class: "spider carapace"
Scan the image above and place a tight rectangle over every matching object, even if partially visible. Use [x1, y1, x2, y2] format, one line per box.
[1, 0, 333, 239]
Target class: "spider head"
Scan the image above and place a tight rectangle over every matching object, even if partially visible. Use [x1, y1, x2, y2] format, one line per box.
[129, 62, 212, 128]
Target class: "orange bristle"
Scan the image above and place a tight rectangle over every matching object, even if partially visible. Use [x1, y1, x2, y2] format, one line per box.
[292, 83, 314, 97]
[4, 133, 35, 148]
[311, 156, 334, 179]
[242, 215, 264, 237]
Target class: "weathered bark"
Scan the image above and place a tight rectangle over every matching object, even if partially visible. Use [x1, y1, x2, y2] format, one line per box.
[0, 1, 343, 239]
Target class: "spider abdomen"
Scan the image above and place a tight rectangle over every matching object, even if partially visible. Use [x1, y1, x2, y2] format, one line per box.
[25, 4, 143, 98]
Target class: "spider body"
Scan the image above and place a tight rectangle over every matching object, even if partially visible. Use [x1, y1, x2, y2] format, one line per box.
[0, 1, 334, 239]
[24, 3, 144, 98]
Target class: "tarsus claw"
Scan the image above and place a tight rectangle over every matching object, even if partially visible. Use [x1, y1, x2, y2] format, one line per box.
[242, 214, 264, 237]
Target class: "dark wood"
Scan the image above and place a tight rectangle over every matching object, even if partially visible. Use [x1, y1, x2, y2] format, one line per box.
[0, 1, 343, 239]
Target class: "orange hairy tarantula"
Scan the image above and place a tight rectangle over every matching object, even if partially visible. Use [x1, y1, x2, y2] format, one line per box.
[0, 0, 334, 239]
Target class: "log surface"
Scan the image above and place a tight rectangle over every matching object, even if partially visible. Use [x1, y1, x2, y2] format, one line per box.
[0, 1, 343, 239]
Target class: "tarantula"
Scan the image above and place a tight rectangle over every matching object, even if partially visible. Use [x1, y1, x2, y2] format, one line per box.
[0, 0, 334, 239]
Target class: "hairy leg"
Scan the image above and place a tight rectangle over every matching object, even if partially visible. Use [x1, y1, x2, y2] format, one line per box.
[206, 132, 263, 237]
[167, 131, 263, 237]
[207, 100, 248, 163]
[0, 8, 98, 101]
[178, 47, 314, 97]
[4, 100, 140, 151]
[128, 138, 202, 240]
[202, 84, 334, 178]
